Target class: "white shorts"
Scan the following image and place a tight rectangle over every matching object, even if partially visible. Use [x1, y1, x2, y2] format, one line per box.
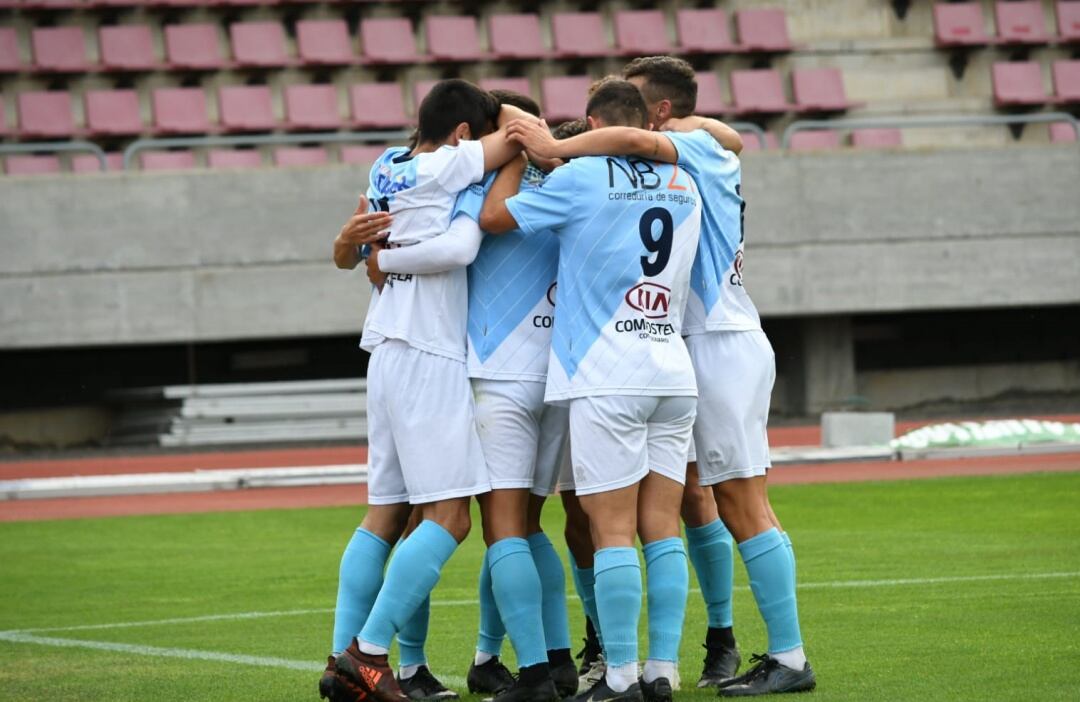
[687, 330, 775, 485]
[472, 378, 570, 496]
[366, 340, 489, 505]
[567, 395, 697, 496]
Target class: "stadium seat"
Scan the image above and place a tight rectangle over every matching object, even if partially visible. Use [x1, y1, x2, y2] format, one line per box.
[207, 149, 263, 169]
[991, 61, 1048, 106]
[789, 130, 841, 151]
[218, 85, 277, 131]
[152, 87, 213, 134]
[933, 2, 996, 47]
[341, 144, 390, 165]
[349, 83, 408, 129]
[412, 80, 438, 114]
[230, 21, 293, 67]
[694, 72, 729, 116]
[488, 14, 548, 60]
[84, 89, 143, 136]
[284, 84, 342, 131]
[0, 27, 24, 72]
[17, 91, 77, 138]
[551, 13, 610, 58]
[1058, 1, 1080, 43]
[141, 150, 197, 171]
[994, 1, 1050, 45]
[541, 76, 592, 122]
[479, 77, 533, 99]
[99, 25, 158, 71]
[740, 131, 779, 152]
[792, 68, 863, 112]
[4, 155, 61, 176]
[1051, 60, 1080, 103]
[729, 69, 794, 115]
[1049, 121, 1078, 142]
[0, 105, 5, 135]
[296, 20, 354, 66]
[426, 16, 489, 62]
[734, 9, 793, 52]
[274, 147, 329, 167]
[361, 18, 428, 65]
[71, 152, 124, 172]
[851, 128, 903, 149]
[31, 27, 92, 72]
[165, 24, 229, 70]
[614, 10, 673, 56]
[676, 9, 739, 54]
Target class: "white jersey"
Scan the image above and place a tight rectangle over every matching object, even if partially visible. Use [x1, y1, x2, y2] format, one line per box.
[505, 154, 702, 404]
[359, 141, 486, 361]
[666, 129, 762, 334]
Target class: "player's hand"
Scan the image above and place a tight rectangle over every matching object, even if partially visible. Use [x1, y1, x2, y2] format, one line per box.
[366, 242, 388, 292]
[656, 116, 703, 133]
[337, 195, 392, 247]
[507, 118, 560, 159]
[527, 150, 563, 173]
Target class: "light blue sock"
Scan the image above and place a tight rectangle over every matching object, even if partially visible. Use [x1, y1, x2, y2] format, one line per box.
[643, 538, 689, 662]
[477, 549, 505, 655]
[489, 537, 548, 667]
[781, 531, 796, 582]
[360, 520, 458, 649]
[397, 595, 429, 667]
[738, 528, 802, 654]
[569, 551, 602, 645]
[332, 528, 391, 654]
[593, 547, 641, 667]
[685, 519, 735, 629]
[528, 532, 572, 652]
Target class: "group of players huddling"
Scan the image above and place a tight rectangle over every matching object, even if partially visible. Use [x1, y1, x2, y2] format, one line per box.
[323, 56, 815, 702]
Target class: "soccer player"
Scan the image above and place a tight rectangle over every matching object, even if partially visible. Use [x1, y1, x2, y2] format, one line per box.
[483, 80, 703, 702]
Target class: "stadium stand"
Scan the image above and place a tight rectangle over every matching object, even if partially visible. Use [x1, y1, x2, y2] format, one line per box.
[730, 68, 795, 115]
[140, 150, 196, 171]
[488, 14, 548, 60]
[614, 10, 673, 56]
[1059, 1, 1080, 42]
[5, 154, 61, 175]
[694, 72, 730, 117]
[71, 152, 123, 172]
[360, 18, 428, 65]
[274, 146, 329, 167]
[933, 2, 997, 47]
[349, 83, 408, 129]
[152, 87, 214, 135]
[84, 89, 143, 136]
[0, 27, 21, 72]
[283, 84, 342, 131]
[541, 75, 592, 123]
[995, 0, 1051, 45]
[852, 128, 904, 149]
[412, 79, 438, 115]
[479, 77, 533, 98]
[165, 24, 229, 70]
[788, 129, 842, 151]
[1049, 121, 1078, 141]
[230, 21, 293, 68]
[31, 26, 92, 72]
[98, 25, 158, 72]
[341, 144, 390, 165]
[676, 9, 739, 55]
[207, 149, 263, 170]
[792, 68, 864, 113]
[992, 61, 1050, 106]
[425, 16, 489, 62]
[296, 20, 354, 67]
[734, 8, 793, 53]
[1052, 60, 1080, 102]
[218, 85, 276, 132]
[551, 12, 609, 58]
[17, 91, 78, 138]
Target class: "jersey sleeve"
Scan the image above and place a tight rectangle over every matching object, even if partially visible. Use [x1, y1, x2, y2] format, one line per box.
[504, 163, 575, 235]
[666, 129, 731, 173]
[378, 214, 483, 274]
[451, 171, 497, 224]
[421, 140, 486, 194]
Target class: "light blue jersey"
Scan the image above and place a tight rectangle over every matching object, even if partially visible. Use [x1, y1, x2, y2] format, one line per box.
[452, 167, 559, 381]
[666, 129, 761, 334]
[506, 155, 702, 403]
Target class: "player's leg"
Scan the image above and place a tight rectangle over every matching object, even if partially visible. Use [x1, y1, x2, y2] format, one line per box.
[561, 483, 604, 688]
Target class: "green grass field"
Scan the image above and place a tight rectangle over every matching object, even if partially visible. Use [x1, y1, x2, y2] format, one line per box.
[2, 472, 1079, 701]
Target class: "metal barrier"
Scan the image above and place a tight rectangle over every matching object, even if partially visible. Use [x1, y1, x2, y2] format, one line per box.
[729, 121, 768, 150]
[0, 141, 107, 170]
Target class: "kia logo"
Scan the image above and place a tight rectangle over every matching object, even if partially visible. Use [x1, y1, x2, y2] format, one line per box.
[625, 282, 671, 319]
[546, 282, 557, 307]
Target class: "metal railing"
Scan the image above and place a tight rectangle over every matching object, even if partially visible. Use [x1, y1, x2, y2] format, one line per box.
[0, 140, 107, 170]
[729, 121, 768, 150]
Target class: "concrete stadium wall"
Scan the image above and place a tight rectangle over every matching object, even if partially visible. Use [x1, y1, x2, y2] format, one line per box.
[2, 146, 1079, 349]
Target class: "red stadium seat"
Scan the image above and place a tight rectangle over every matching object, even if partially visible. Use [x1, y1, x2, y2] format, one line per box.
[284, 84, 342, 131]
[851, 128, 903, 149]
[208, 149, 263, 169]
[994, 1, 1050, 45]
[739, 131, 778, 152]
[274, 147, 329, 167]
[84, 89, 143, 136]
[341, 145, 390, 165]
[361, 18, 428, 65]
[694, 72, 729, 116]
[426, 16, 488, 62]
[735, 9, 793, 52]
[480, 77, 533, 99]
[541, 76, 592, 123]
[614, 10, 672, 56]
[1058, 1, 1080, 43]
[31, 27, 92, 72]
[1048, 121, 1078, 142]
[165, 24, 228, 70]
[5, 155, 61, 176]
[230, 21, 293, 67]
[730, 69, 794, 115]
[789, 130, 841, 151]
[296, 20, 354, 66]
[1051, 60, 1080, 102]
[349, 83, 408, 129]
[412, 79, 439, 115]
[141, 150, 197, 171]
[152, 87, 213, 134]
[933, 2, 996, 47]
[0, 27, 24, 72]
[992, 61, 1048, 106]
[488, 14, 548, 60]
[218, 85, 277, 132]
[676, 9, 739, 54]
[551, 13, 609, 58]
[792, 68, 864, 112]
[17, 91, 77, 138]
[71, 153, 124, 172]
[99, 25, 158, 71]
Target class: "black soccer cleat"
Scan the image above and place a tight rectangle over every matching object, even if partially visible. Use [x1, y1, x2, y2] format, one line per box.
[487, 676, 560, 702]
[468, 656, 516, 695]
[698, 644, 742, 688]
[398, 665, 460, 700]
[551, 660, 580, 698]
[573, 677, 643, 702]
[717, 654, 816, 697]
[639, 676, 672, 702]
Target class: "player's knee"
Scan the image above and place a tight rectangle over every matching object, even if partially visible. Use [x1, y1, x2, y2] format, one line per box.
[680, 484, 718, 527]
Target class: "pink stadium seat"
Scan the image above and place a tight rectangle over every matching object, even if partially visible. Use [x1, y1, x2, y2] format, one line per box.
[31, 27, 92, 72]
[992, 61, 1048, 106]
[296, 20, 354, 66]
[614, 10, 672, 56]
[488, 15, 548, 60]
[0, 27, 24, 72]
[0, 105, 5, 134]
[792, 68, 864, 112]
[730, 69, 794, 115]
[284, 84, 341, 131]
[789, 130, 841, 151]
[480, 77, 533, 99]
[739, 131, 778, 152]
[1049, 121, 1078, 142]
[231, 21, 293, 67]
[933, 2, 996, 46]
[152, 87, 213, 134]
[141, 150, 196, 171]
[1058, 1, 1080, 43]
[426, 16, 488, 62]
[17, 91, 77, 138]
[218, 85, 277, 132]
[551, 13, 609, 58]
[676, 9, 739, 54]
[994, 1, 1050, 45]
[735, 9, 793, 52]
[207, 149, 263, 169]
[165, 24, 228, 70]
[71, 153, 124, 173]
[541, 76, 592, 123]
[412, 79, 439, 114]
[349, 83, 408, 129]
[84, 89, 143, 136]
[1051, 60, 1080, 102]
[341, 145, 390, 165]
[274, 147, 329, 167]
[851, 128, 903, 149]
[694, 72, 729, 116]
[361, 18, 428, 65]
[5, 155, 61, 176]
[99, 25, 158, 71]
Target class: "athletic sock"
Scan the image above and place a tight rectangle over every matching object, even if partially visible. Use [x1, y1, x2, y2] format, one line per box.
[738, 528, 803, 656]
[772, 645, 807, 671]
[569, 551, 602, 645]
[781, 531, 797, 587]
[489, 537, 548, 668]
[477, 549, 506, 656]
[528, 532, 572, 652]
[685, 519, 735, 630]
[397, 595, 429, 668]
[399, 663, 421, 680]
[642, 538, 689, 666]
[359, 520, 459, 651]
[642, 659, 677, 684]
[474, 651, 494, 666]
[593, 547, 641, 671]
[606, 662, 638, 693]
[332, 527, 391, 654]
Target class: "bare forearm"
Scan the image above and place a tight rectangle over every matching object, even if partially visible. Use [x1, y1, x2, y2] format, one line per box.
[479, 157, 526, 234]
[551, 128, 677, 164]
[334, 239, 361, 270]
[479, 105, 532, 172]
[697, 118, 743, 155]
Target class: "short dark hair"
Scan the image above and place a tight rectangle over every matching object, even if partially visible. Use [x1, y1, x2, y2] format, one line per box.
[417, 79, 500, 143]
[489, 88, 541, 118]
[552, 118, 587, 140]
[585, 80, 649, 129]
[622, 56, 698, 118]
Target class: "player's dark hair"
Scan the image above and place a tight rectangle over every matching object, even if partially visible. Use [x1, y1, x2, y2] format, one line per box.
[552, 118, 587, 140]
[587, 74, 622, 97]
[417, 79, 501, 144]
[622, 56, 698, 118]
[585, 80, 649, 129]
[489, 89, 541, 118]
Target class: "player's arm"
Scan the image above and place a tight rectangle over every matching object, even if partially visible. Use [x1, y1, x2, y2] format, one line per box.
[478, 154, 528, 234]
[506, 120, 679, 164]
[478, 104, 536, 172]
[661, 116, 743, 155]
[333, 195, 392, 270]
[374, 214, 484, 275]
